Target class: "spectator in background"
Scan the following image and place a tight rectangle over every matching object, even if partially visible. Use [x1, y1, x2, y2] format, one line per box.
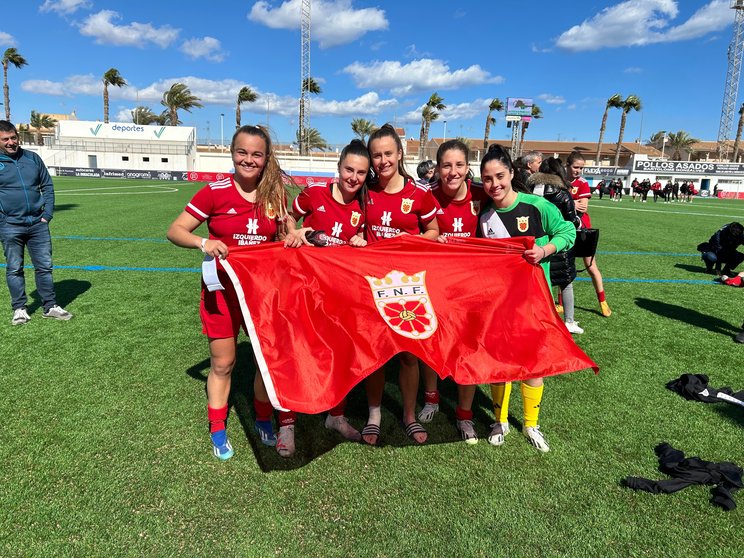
[697, 222, 744, 276]
[515, 151, 543, 192]
[0, 120, 73, 325]
[416, 159, 436, 186]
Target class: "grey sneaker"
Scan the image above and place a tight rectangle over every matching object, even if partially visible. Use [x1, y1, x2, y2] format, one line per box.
[487, 422, 510, 446]
[11, 308, 31, 325]
[417, 403, 439, 423]
[43, 305, 73, 321]
[456, 419, 479, 445]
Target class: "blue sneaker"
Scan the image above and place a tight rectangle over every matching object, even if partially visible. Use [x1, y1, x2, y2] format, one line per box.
[254, 420, 277, 446]
[210, 430, 234, 461]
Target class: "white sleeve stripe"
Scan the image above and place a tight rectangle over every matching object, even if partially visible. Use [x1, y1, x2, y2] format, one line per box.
[187, 203, 208, 219]
[421, 207, 437, 220]
[292, 197, 307, 215]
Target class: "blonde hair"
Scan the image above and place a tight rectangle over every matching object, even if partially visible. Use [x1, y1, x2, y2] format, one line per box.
[231, 125, 292, 232]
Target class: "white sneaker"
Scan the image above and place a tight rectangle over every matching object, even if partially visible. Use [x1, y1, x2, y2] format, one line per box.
[565, 320, 584, 335]
[324, 414, 361, 441]
[43, 305, 72, 321]
[456, 419, 479, 445]
[487, 422, 510, 446]
[523, 425, 550, 452]
[276, 425, 296, 458]
[11, 307, 31, 325]
[417, 403, 439, 423]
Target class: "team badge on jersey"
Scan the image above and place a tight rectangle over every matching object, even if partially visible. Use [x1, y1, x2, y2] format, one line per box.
[517, 216, 529, 233]
[266, 203, 276, 219]
[571, 187, 578, 196]
[471, 200, 481, 216]
[350, 211, 361, 227]
[400, 198, 414, 214]
[365, 270, 438, 340]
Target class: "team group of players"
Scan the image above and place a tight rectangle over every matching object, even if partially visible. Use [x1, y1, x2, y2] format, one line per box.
[167, 123, 592, 460]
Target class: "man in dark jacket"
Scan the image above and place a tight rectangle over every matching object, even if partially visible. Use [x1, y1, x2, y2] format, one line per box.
[0, 120, 72, 325]
[697, 222, 744, 276]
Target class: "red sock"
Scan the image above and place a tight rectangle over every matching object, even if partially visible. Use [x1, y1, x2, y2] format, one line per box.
[328, 400, 346, 417]
[254, 398, 273, 422]
[278, 410, 296, 426]
[455, 406, 473, 421]
[597, 290, 607, 303]
[208, 405, 228, 433]
[557, 291, 563, 305]
[424, 390, 440, 405]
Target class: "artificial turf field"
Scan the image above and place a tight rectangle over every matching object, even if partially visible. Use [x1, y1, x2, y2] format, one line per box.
[1, 177, 743, 557]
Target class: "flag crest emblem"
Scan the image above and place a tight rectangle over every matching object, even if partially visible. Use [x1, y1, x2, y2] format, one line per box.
[266, 203, 276, 219]
[365, 270, 438, 339]
[517, 216, 529, 233]
[351, 211, 361, 227]
[401, 198, 414, 214]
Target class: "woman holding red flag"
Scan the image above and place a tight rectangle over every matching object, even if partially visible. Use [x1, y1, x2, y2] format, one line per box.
[361, 124, 439, 446]
[167, 125, 292, 461]
[283, 139, 370, 442]
[478, 144, 575, 452]
[417, 139, 489, 444]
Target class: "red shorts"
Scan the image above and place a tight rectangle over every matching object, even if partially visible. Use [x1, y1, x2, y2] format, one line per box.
[200, 270, 247, 339]
[579, 212, 592, 229]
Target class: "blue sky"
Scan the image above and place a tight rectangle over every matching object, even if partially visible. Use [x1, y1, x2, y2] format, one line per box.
[1, 0, 738, 147]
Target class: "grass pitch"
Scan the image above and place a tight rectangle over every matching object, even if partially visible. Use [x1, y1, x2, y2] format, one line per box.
[1, 178, 743, 557]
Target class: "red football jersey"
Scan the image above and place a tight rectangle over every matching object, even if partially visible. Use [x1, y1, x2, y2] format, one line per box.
[431, 180, 488, 238]
[185, 176, 279, 246]
[365, 179, 438, 243]
[292, 183, 365, 246]
[570, 177, 591, 200]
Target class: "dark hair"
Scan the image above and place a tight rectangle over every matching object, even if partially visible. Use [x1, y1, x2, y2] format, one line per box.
[367, 123, 413, 183]
[416, 160, 436, 179]
[730, 222, 744, 240]
[539, 157, 572, 190]
[436, 139, 468, 166]
[337, 138, 370, 208]
[480, 143, 514, 175]
[566, 151, 586, 166]
[0, 120, 17, 134]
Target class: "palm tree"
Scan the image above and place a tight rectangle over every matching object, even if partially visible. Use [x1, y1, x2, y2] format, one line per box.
[419, 92, 446, 159]
[667, 130, 699, 161]
[595, 93, 623, 163]
[102, 68, 127, 124]
[613, 95, 642, 166]
[351, 118, 376, 143]
[235, 86, 258, 129]
[733, 104, 744, 162]
[519, 104, 542, 150]
[483, 98, 504, 149]
[160, 82, 203, 126]
[295, 127, 328, 151]
[131, 106, 159, 125]
[299, 77, 322, 155]
[29, 111, 56, 145]
[2, 48, 28, 121]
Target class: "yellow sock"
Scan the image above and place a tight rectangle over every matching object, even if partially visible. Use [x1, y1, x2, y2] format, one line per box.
[521, 382, 544, 428]
[490, 382, 512, 423]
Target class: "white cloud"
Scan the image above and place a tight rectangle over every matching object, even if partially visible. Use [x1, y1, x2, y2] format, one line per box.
[343, 58, 503, 96]
[538, 94, 565, 105]
[39, 0, 91, 14]
[556, 0, 731, 51]
[180, 37, 226, 62]
[79, 10, 179, 48]
[531, 43, 552, 53]
[0, 32, 15, 47]
[21, 74, 397, 119]
[248, 0, 388, 48]
[400, 98, 492, 124]
[624, 66, 643, 73]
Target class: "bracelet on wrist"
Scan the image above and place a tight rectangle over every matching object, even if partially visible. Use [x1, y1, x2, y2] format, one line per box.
[200, 237, 208, 253]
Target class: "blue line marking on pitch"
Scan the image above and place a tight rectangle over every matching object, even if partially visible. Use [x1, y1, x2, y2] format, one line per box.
[54, 235, 168, 243]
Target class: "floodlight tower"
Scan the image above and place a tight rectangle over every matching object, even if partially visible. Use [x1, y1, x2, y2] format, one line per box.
[716, 0, 744, 160]
[299, 0, 311, 156]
